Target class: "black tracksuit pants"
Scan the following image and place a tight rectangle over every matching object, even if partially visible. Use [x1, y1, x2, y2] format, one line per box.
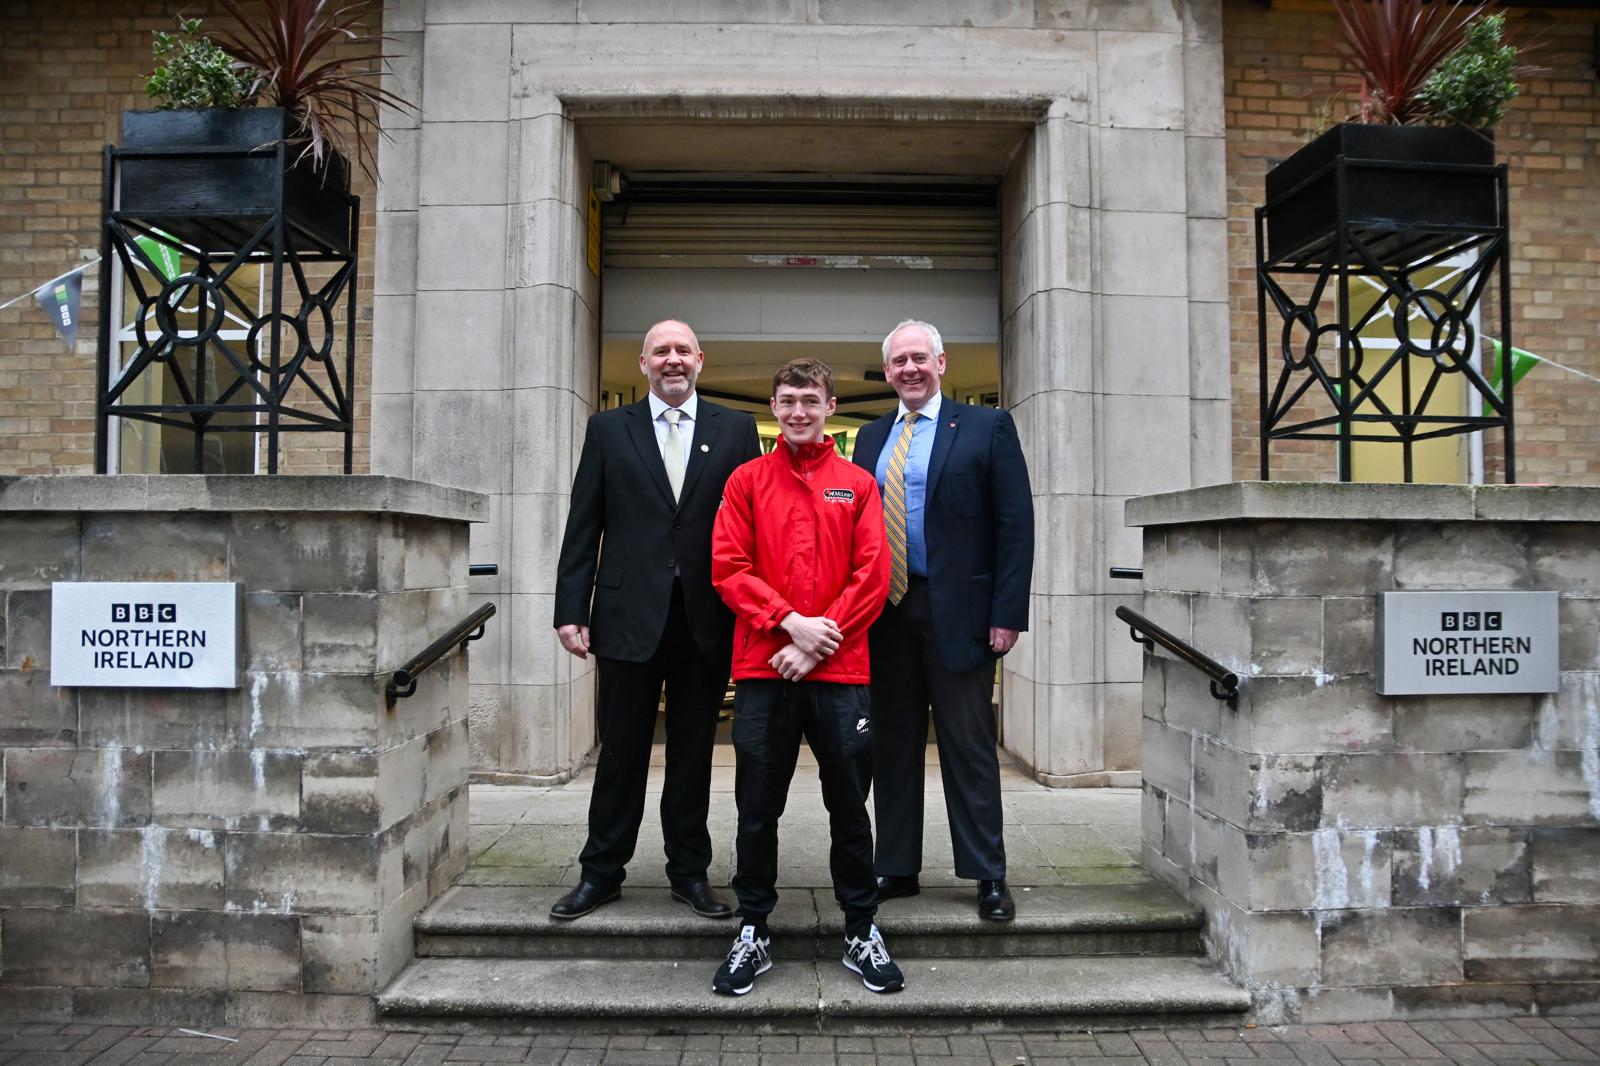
[730, 679, 877, 939]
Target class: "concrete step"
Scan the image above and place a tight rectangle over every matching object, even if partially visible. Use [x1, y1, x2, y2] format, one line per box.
[378, 954, 1250, 1033]
[414, 883, 1205, 959]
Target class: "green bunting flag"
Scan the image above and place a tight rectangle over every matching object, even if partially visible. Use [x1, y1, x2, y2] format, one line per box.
[1485, 338, 1541, 398]
[33, 269, 83, 351]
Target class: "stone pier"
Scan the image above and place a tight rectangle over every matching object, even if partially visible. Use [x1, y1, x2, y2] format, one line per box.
[1129, 482, 1600, 1023]
[0, 476, 485, 1026]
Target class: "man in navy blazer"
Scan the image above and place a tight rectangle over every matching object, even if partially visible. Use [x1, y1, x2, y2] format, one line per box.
[852, 319, 1034, 921]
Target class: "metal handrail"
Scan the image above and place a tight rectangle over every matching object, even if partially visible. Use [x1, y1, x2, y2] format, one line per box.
[1109, 567, 1144, 580]
[1115, 605, 1239, 708]
[387, 602, 496, 706]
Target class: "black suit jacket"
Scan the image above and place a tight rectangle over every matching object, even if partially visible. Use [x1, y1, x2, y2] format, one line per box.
[554, 397, 761, 663]
[853, 398, 1034, 674]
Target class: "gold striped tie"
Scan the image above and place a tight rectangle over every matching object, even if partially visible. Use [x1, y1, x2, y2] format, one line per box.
[884, 411, 920, 606]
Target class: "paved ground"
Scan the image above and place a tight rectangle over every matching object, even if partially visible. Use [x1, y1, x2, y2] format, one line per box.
[3, 1017, 1598, 1066]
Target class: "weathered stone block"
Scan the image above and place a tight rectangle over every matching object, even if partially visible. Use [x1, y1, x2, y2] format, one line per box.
[301, 592, 380, 672]
[1320, 908, 1464, 986]
[4, 589, 51, 669]
[1191, 734, 1252, 828]
[1464, 905, 1600, 981]
[1320, 753, 1465, 829]
[150, 911, 301, 992]
[377, 515, 467, 593]
[0, 908, 150, 987]
[1164, 525, 1219, 594]
[1223, 520, 1393, 598]
[0, 670, 77, 746]
[242, 592, 303, 671]
[152, 750, 302, 830]
[5, 747, 152, 828]
[69, 987, 226, 1027]
[79, 687, 240, 750]
[1530, 827, 1600, 904]
[302, 751, 381, 834]
[231, 671, 384, 749]
[1391, 694, 1535, 753]
[1558, 596, 1600, 672]
[1247, 754, 1324, 833]
[0, 514, 80, 588]
[1141, 718, 1192, 799]
[78, 827, 225, 910]
[1160, 657, 1223, 741]
[1243, 828, 1391, 912]
[0, 826, 76, 905]
[1463, 751, 1598, 827]
[1241, 676, 1393, 755]
[1532, 673, 1599, 751]
[225, 832, 381, 914]
[1391, 827, 1530, 907]
[1197, 883, 1322, 988]
[378, 587, 468, 673]
[1531, 524, 1600, 597]
[1322, 596, 1375, 677]
[231, 514, 378, 592]
[1394, 523, 1530, 591]
[300, 914, 378, 994]
[81, 513, 229, 581]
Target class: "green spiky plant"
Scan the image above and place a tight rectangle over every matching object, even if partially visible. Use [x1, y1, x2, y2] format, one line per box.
[1330, 0, 1487, 125]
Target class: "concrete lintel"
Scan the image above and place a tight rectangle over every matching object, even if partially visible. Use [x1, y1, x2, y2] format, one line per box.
[1122, 481, 1600, 528]
[560, 92, 1050, 125]
[0, 476, 489, 524]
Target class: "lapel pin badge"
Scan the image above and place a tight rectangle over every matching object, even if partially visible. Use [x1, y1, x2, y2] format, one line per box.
[947, 421, 956, 429]
[700, 444, 709, 452]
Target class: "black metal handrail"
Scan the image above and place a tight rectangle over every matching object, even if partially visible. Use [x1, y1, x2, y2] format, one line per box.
[1115, 605, 1239, 708]
[1109, 567, 1144, 580]
[387, 602, 496, 706]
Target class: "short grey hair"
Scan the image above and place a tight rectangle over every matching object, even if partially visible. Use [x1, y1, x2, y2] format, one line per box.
[881, 319, 944, 363]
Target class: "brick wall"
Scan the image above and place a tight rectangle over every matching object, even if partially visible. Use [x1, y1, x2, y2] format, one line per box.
[1224, 0, 1600, 486]
[0, 0, 378, 476]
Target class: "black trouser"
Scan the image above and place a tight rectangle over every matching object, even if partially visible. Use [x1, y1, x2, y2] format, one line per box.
[869, 576, 1006, 881]
[578, 583, 728, 892]
[731, 679, 877, 938]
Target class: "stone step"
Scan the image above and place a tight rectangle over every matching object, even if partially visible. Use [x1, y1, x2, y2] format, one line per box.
[378, 954, 1250, 1033]
[414, 883, 1205, 959]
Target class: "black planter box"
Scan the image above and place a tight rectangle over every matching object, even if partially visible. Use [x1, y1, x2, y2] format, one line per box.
[118, 107, 353, 254]
[1264, 123, 1497, 264]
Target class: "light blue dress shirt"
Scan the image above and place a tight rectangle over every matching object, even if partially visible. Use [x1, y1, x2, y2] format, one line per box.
[874, 393, 941, 578]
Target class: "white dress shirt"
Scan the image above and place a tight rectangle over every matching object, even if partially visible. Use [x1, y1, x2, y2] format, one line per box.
[647, 391, 698, 465]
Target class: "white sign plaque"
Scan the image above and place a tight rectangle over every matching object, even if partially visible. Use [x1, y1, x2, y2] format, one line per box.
[1376, 590, 1559, 696]
[50, 581, 241, 689]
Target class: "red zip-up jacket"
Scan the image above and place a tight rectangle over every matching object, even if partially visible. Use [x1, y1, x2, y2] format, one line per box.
[711, 438, 890, 684]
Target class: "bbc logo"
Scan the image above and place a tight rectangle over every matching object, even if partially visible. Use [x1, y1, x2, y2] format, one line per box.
[1441, 611, 1501, 632]
[111, 603, 177, 624]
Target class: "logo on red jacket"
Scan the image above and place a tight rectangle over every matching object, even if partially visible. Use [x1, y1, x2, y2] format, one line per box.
[822, 488, 855, 503]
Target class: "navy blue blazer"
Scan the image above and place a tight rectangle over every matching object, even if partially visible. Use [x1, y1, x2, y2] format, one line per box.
[852, 398, 1034, 674]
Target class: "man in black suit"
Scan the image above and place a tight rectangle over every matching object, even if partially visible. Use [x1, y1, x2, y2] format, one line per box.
[551, 319, 762, 921]
[852, 319, 1034, 921]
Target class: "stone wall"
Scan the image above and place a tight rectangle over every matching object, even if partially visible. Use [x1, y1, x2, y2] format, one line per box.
[0, 475, 484, 1026]
[1129, 482, 1600, 1023]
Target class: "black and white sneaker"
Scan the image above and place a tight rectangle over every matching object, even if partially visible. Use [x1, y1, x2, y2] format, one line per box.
[711, 924, 772, 996]
[843, 924, 904, 993]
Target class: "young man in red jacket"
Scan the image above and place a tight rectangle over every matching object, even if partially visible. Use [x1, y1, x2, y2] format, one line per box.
[709, 358, 900, 997]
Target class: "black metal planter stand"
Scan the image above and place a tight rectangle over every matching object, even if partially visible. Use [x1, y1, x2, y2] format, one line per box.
[1255, 149, 1515, 484]
[95, 121, 360, 475]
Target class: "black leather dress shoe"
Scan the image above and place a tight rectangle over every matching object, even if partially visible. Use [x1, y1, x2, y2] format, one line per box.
[977, 878, 1015, 921]
[875, 874, 920, 902]
[549, 881, 620, 920]
[670, 881, 734, 919]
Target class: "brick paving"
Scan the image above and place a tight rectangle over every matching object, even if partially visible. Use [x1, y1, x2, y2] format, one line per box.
[2, 1018, 1596, 1066]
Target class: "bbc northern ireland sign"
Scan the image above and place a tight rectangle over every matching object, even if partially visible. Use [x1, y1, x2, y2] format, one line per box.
[1376, 590, 1558, 696]
[51, 582, 240, 688]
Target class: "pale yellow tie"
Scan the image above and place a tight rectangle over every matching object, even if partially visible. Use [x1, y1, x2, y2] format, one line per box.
[884, 411, 919, 605]
[663, 408, 685, 502]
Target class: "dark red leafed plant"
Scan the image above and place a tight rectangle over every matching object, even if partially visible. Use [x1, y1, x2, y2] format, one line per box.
[210, 0, 413, 180]
[1330, 0, 1486, 124]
